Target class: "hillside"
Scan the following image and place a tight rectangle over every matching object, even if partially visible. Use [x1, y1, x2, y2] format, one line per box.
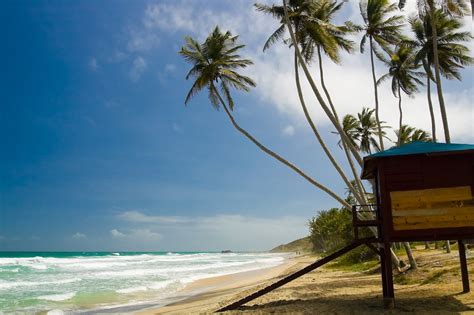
[270, 236, 313, 253]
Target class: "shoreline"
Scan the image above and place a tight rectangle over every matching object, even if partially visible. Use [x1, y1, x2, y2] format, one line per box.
[133, 253, 303, 314]
[132, 249, 474, 314]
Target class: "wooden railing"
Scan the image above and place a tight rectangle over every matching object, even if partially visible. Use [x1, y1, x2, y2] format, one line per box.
[352, 204, 381, 241]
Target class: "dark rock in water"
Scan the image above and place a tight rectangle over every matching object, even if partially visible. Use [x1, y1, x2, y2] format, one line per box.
[221, 250, 232, 254]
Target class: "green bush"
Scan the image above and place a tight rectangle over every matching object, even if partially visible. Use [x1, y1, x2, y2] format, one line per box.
[308, 206, 376, 263]
[308, 207, 352, 253]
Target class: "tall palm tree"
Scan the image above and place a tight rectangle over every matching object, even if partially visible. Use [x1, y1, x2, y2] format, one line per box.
[400, 0, 471, 143]
[408, 11, 473, 143]
[359, 0, 405, 151]
[377, 45, 425, 146]
[279, 0, 365, 169]
[256, 0, 366, 204]
[179, 26, 350, 209]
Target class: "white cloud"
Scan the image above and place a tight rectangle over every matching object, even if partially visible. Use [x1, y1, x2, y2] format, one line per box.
[130, 57, 147, 81]
[118, 210, 189, 224]
[165, 63, 176, 72]
[89, 57, 98, 71]
[281, 125, 295, 137]
[128, 229, 161, 241]
[110, 229, 125, 238]
[141, 1, 270, 43]
[108, 50, 128, 63]
[127, 30, 159, 52]
[116, 211, 307, 251]
[72, 232, 87, 240]
[110, 226, 161, 241]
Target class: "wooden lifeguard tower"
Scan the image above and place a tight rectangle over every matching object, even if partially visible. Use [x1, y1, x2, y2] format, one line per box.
[218, 142, 473, 312]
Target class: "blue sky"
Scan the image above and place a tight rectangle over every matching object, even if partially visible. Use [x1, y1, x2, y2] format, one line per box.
[1, 0, 472, 251]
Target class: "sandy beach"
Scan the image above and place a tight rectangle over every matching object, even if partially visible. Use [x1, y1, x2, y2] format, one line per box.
[137, 249, 474, 314]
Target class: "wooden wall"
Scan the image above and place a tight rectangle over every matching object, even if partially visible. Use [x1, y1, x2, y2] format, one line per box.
[390, 186, 474, 231]
[377, 151, 474, 241]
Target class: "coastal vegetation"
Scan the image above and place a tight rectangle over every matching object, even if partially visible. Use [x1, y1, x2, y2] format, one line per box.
[179, 0, 472, 269]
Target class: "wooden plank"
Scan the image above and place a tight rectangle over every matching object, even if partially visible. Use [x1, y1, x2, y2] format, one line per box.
[390, 186, 472, 205]
[393, 214, 474, 225]
[392, 200, 474, 212]
[394, 220, 474, 231]
[392, 206, 474, 217]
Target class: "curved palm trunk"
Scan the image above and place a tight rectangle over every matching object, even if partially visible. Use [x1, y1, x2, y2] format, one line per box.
[211, 84, 351, 210]
[429, 3, 451, 143]
[403, 242, 418, 269]
[317, 47, 367, 200]
[282, 0, 364, 168]
[294, 54, 365, 206]
[397, 83, 403, 147]
[424, 60, 437, 142]
[369, 37, 385, 152]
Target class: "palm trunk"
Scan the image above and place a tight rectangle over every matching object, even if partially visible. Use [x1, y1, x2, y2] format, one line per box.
[403, 242, 418, 269]
[211, 84, 351, 210]
[424, 60, 437, 142]
[446, 240, 451, 253]
[282, 0, 364, 168]
[429, 3, 451, 143]
[397, 83, 403, 147]
[369, 37, 385, 151]
[294, 54, 365, 206]
[317, 47, 367, 201]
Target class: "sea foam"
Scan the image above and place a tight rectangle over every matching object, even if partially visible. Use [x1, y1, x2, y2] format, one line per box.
[37, 292, 76, 301]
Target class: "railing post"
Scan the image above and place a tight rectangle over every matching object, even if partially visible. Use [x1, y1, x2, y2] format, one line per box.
[352, 205, 358, 240]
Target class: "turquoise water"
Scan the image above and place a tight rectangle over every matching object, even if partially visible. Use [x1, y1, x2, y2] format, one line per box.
[0, 252, 287, 313]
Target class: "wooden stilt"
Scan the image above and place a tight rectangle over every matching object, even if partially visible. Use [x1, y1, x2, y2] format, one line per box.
[380, 246, 388, 298]
[458, 239, 470, 293]
[382, 241, 395, 309]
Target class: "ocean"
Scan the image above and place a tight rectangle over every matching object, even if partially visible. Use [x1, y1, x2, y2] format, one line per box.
[0, 251, 288, 313]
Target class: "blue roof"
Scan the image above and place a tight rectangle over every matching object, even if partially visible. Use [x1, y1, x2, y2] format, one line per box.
[361, 142, 474, 179]
[365, 141, 474, 159]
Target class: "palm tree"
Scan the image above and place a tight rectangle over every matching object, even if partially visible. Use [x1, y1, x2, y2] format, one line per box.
[377, 45, 425, 146]
[179, 26, 350, 209]
[396, 125, 432, 145]
[256, 0, 366, 204]
[358, 107, 386, 154]
[408, 11, 473, 143]
[338, 115, 360, 150]
[400, 0, 471, 143]
[359, 0, 405, 151]
[339, 108, 388, 154]
[279, 0, 365, 169]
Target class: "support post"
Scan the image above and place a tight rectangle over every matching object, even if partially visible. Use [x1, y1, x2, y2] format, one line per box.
[382, 241, 395, 309]
[458, 239, 470, 293]
[380, 245, 388, 298]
